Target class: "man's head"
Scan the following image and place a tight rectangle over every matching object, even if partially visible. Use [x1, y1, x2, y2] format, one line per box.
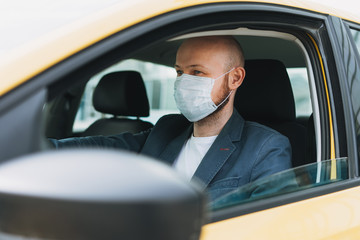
[176, 35, 244, 72]
[174, 36, 245, 121]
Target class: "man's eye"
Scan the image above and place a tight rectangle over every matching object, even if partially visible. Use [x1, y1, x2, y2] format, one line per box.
[194, 70, 202, 75]
[176, 70, 183, 76]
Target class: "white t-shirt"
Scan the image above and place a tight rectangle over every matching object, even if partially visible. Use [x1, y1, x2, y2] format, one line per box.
[173, 134, 218, 180]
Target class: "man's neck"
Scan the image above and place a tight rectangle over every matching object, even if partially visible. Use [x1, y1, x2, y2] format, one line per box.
[193, 105, 233, 137]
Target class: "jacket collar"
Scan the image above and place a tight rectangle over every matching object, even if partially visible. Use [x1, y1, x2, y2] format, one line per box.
[218, 109, 244, 142]
[158, 109, 245, 189]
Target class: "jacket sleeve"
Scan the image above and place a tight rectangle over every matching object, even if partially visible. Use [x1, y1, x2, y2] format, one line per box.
[48, 129, 152, 153]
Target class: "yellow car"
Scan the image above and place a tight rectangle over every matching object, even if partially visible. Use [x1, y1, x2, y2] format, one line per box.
[0, 0, 359, 239]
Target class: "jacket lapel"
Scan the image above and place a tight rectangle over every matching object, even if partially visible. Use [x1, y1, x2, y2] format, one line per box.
[191, 110, 244, 189]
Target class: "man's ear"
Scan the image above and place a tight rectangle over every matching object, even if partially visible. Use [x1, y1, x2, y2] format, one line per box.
[229, 67, 245, 90]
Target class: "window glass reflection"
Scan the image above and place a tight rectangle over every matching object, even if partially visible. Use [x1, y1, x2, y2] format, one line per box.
[210, 158, 348, 211]
[350, 29, 360, 160]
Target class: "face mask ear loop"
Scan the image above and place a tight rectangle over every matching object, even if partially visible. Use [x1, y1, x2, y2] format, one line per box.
[214, 67, 235, 81]
[214, 67, 235, 107]
[216, 90, 233, 107]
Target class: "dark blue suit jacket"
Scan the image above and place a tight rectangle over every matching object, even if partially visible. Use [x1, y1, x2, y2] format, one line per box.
[51, 109, 292, 201]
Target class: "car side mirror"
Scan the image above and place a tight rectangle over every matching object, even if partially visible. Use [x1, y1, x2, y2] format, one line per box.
[0, 149, 205, 240]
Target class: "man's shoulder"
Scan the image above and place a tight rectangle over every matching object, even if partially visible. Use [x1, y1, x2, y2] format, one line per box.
[227, 109, 285, 140]
[243, 120, 288, 142]
[244, 121, 281, 135]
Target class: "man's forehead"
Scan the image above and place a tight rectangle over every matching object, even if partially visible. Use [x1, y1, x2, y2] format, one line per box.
[177, 37, 230, 59]
[176, 43, 228, 66]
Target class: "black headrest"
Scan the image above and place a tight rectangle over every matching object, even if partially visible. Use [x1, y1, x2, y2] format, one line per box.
[235, 59, 295, 122]
[93, 71, 150, 117]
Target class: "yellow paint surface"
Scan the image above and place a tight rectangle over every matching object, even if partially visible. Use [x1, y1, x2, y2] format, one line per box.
[201, 186, 360, 240]
[0, 0, 360, 96]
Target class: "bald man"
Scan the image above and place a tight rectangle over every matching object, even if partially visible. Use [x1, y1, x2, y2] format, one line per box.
[50, 36, 292, 201]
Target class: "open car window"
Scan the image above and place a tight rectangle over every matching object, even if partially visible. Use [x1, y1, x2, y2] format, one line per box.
[45, 27, 320, 205]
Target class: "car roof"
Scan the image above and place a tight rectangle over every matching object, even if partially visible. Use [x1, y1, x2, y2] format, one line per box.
[0, 0, 359, 97]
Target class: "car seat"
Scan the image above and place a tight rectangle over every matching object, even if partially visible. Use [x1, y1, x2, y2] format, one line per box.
[81, 71, 153, 136]
[234, 59, 308, 167]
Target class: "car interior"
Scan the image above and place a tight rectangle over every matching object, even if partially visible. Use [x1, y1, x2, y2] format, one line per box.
[44, 27, 317, 170]
[80, 71, 153, 136]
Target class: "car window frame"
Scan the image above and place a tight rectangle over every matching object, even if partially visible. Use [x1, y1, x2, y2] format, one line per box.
[326, 17, 360, 178]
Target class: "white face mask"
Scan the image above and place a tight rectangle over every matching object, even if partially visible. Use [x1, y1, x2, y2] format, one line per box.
[174, 68, 234, 122]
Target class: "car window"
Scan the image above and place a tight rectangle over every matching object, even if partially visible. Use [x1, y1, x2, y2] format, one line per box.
[350, 28, 360, 52]
[287, 67, 312, 117]
[73, 59, 179, 132]
[349, 28, 360, 159]
[210, 158, 348, 211]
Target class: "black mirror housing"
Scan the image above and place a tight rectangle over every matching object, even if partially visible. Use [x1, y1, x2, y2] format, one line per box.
[0, 150, 205, 240]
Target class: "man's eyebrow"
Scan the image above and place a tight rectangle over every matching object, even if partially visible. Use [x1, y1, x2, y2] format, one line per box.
[188, 65, 210, 71]
[174, 64, 208, 69]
